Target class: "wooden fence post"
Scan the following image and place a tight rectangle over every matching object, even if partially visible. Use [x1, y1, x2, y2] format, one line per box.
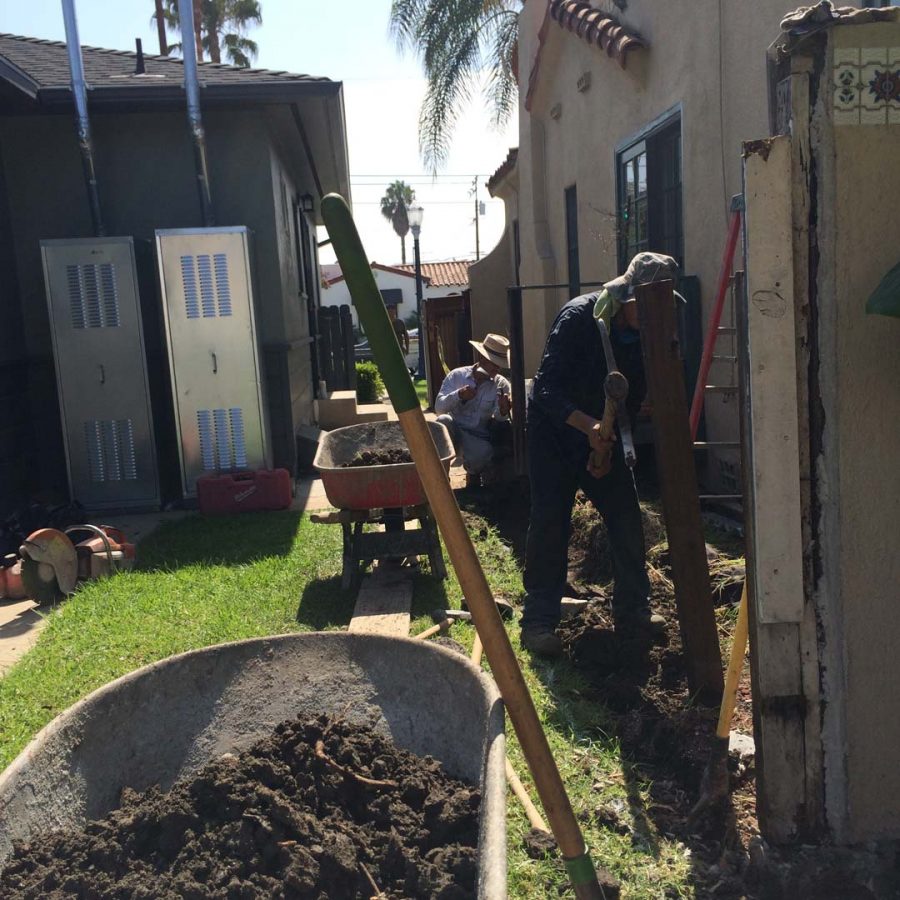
[636, 279, 724, 703]
[340, 304, 356, 390]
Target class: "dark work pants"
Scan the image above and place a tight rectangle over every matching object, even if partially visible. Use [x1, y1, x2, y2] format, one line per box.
[522, 421, 650, 631]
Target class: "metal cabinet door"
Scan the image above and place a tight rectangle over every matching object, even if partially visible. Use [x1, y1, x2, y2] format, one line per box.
[155, 227, 269, 497]
[41, 238, 160, 510]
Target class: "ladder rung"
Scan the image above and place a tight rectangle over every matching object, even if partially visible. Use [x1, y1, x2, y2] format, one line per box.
[717, 327, 736, 334]
[693, 442, 741, 449]
[705, 385, 738, 393]
[699, 494, 743, 501]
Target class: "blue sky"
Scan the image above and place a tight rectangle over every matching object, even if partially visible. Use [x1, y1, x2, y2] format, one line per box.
[3, 0, 518, 264]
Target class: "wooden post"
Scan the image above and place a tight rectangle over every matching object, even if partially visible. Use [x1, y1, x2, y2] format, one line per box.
[507, 287, 527, 476]
[636, 279, 724, 703]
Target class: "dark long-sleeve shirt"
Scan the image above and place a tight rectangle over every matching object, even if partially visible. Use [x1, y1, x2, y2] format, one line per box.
[527, 293, 646, 464]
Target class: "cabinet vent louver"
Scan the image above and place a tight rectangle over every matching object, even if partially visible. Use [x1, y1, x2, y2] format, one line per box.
[68, 263, 119, 328]
[181, 254, 234, 319]
[84, 419, 137, 482]
[197, 407, 246, 471]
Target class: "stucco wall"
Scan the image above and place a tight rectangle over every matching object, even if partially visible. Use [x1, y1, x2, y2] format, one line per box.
[511, 0, 798, 472]
[322, 267, 464, 330]
[817, 23, 900, 844]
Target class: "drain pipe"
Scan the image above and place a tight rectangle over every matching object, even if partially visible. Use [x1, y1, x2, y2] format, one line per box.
[178, 0, 214, 226]
[61, 0, 104, 237]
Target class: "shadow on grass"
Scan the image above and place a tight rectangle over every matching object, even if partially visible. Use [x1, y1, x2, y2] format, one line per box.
[137, 511, 305, 571]
[456, 476, 531, 568]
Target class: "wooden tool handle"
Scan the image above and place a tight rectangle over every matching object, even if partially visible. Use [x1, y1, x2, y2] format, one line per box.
[717, 583, 749, 739]
[506, 757, 550, 833]
[416, 618, 452, 641]
[322, 194, 605, 898]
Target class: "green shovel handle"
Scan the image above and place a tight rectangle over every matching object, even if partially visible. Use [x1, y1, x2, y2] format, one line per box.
[321, 194, 419, 414]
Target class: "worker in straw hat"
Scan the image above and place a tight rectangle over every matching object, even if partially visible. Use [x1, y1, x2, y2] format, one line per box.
[435, 332, 513, 488]
[520, 252, 683, 658]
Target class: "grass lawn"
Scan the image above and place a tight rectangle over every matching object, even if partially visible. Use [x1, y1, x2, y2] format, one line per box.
[414, 377, 429, 409]
[0, 508, 695, 898]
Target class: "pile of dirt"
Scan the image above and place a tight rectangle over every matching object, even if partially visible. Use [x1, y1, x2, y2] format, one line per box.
[0, 714, 480, 899]
[568, 496, 746, 607]
[341, 448, 413, 468]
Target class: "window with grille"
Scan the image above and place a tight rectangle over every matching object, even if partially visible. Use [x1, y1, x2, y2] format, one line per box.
[617, 117, 683, 272]
[67, 263, 120, 328]
[180, 253, 233, 319]
[565, 185, 580, 299]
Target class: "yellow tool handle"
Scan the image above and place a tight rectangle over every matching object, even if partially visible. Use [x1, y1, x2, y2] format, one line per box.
[415, 619, 452, 641]
[717, 583, 749, 739]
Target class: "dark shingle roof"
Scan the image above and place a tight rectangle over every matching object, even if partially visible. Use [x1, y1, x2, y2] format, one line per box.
[0, 33, 336, 107]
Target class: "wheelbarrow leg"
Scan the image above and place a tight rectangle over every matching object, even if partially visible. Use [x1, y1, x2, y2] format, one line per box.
[340, 522, 354, 591]
[423, 507, 447, 580]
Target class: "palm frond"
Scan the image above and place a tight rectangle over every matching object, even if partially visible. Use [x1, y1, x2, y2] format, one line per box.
[388, 0, 521, 169]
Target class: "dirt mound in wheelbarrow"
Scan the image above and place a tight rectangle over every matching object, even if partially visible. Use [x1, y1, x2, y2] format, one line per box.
[1, 713, 480, 899]
[341, 448, 413, 467]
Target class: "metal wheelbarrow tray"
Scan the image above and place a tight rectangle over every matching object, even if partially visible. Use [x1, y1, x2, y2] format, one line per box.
[313, 420, 454, 510]
[0, 633, 507, 897]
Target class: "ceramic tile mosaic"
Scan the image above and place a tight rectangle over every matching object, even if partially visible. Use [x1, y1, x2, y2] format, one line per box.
[832, 46, 900, 125]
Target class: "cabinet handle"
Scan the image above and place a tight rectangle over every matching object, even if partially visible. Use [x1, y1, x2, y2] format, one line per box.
[99, 364, 106, 384]
[211, 352, 218, 374]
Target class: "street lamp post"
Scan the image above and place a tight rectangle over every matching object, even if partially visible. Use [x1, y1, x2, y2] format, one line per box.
[408, 202, 426, 380]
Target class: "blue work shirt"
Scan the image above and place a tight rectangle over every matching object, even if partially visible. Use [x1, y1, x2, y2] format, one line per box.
[527, 293, 645, 464]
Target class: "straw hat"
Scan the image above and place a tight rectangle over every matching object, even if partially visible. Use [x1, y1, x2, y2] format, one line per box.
[469, 333, 510, 369]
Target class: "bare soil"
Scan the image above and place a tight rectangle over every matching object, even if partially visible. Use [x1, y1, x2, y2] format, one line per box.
[341, 448, 412, 468]
[0, 714, 480, 899]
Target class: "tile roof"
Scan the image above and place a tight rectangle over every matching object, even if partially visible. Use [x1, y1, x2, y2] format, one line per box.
[487, 148, 518, 197]
[527, 2, 645, 111]
[322, 262, 432, 288]
[395, 261, 472, 288]
[0, 32, 334, 106]
[549, 0, 645, 65]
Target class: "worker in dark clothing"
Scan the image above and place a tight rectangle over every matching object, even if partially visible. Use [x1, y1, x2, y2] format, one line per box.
[521, 253, 681, 658]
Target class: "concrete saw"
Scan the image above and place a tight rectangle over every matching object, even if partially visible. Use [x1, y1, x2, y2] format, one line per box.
[19, 528, 78, 605]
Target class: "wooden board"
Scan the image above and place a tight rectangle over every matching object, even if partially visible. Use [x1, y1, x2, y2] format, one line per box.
[743, 135, 805, 624]
[636, 280, 724, 703]
[347, 569, 413, 636]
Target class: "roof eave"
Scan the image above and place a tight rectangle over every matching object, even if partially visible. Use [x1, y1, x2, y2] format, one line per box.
[29, 78, 341, 110]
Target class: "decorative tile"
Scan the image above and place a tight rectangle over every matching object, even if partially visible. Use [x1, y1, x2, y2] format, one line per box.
[832, 46, 900, 126]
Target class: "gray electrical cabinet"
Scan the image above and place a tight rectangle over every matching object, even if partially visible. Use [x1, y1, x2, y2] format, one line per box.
[155, 227, 270, 498]
[40, 237, 160, 510]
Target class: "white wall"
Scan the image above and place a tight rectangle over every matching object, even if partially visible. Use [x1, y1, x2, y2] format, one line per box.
[320, 266, 466, 330]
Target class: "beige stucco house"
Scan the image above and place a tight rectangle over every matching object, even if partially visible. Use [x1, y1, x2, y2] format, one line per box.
[470, 0, 816, 492]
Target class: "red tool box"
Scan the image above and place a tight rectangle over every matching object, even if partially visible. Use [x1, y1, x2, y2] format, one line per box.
[197, 469, 293, 516]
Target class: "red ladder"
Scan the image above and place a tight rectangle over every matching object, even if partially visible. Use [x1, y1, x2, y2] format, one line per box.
[689, 195, 743, 503]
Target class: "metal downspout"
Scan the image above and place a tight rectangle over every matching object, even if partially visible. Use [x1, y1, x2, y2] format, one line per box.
[178, 0, 214, 226]
[60, 0, 104, 237]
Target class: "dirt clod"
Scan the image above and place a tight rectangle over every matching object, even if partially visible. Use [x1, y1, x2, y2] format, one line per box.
[341, 448, 412, 467]
[0, 713, 480, 899]
[522, 827, 557, 859]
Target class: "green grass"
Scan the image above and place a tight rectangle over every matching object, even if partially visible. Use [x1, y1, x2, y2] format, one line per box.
[0, 509, 696, 898]
[414, 377, 429, 409]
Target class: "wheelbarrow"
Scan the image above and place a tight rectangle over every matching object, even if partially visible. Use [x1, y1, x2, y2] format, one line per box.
[0, 633, 507, 897]
[313, 420, 454, 588]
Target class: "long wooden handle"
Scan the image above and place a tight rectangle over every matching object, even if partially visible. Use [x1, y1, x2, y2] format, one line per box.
[322, 194, 605, 897]
[717, 583, 749, 739]
[416, 618, 452, 641]
[506, 757, 550, 833]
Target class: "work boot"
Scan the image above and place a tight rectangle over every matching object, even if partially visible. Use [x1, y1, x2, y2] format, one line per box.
[521, 627, 564, 658]
[616, 612, 667, 639]
[465, 472, 482, 489]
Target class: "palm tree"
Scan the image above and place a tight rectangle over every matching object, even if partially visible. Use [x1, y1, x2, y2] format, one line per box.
[380, 181, 416, 265]
[155, 0, 262, 67]
[390, 0, 522, 171]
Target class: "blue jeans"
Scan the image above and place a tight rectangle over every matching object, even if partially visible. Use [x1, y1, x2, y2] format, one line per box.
[522, 420, 650, 631]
